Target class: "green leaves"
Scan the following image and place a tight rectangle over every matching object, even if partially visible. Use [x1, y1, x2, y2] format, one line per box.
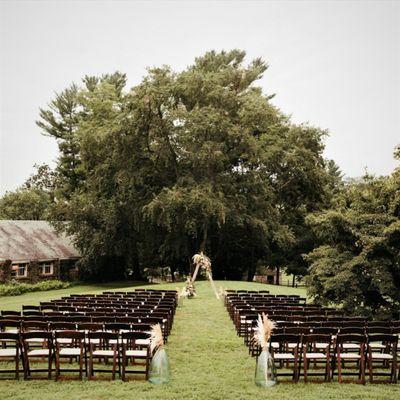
[306, 169, 400, 318]
[29, 50, 332, 281]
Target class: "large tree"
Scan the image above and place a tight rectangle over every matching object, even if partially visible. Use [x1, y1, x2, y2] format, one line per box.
[305, 152, 400, 318]
[37, 50, 332, 281]
[0, 164, 56, 220]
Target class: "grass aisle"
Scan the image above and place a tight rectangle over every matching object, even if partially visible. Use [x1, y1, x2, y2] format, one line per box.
[0, 281, 399, 399]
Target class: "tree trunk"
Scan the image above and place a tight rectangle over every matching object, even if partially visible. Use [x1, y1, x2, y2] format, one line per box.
[275, 266, 280, 285]
[292, 274, 296, 287]
[199, 223, 208, 253]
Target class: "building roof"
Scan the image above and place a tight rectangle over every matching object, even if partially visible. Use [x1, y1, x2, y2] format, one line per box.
[0, 220, 80, 263]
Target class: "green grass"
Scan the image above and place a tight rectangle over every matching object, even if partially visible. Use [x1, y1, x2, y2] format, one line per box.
[0, 280, 399, 399]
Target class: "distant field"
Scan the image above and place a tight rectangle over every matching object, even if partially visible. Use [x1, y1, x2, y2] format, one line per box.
[0, 280, 398, 400]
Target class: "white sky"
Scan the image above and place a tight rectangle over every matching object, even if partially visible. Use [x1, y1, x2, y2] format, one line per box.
[0, 0, 399, 194]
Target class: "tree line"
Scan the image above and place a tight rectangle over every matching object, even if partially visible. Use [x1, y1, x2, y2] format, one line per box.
[1, 50, 398, 318]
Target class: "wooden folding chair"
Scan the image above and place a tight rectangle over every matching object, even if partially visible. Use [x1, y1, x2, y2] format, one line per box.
[21, 331, 54, 380]
[269, 333, 300, 382]
[0, 332, 22, 379]
[121, 331, 151, 381]
[54, 330, 85, 380]
[332, 334, 366, 384]
[367, 334, 398, 383]
[301, 334, 332, 382]
[87, 331, 119, 380]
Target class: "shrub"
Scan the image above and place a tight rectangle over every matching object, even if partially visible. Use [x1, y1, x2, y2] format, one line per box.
[0, 280, 71, 297]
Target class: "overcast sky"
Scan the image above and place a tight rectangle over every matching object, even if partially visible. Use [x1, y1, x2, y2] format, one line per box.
[0, 0, 399, 194]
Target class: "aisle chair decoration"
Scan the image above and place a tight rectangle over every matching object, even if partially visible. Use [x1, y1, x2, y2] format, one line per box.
[148, 323, 170, 384]
[192, 252, 220, 299]
[254, 313, 277, 387]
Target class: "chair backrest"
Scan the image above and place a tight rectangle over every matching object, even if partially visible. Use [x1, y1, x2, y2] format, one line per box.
[21, 321, 49, 331]
[88, 331, 118, 341]
[367, 321, 391, 328]
[1, 310, 21, 317]
[312, 327, 338, 335]
[339, 326, 365, 335]
[50, 322, 76, 330]
[0, 332, 20, 343]
[302, 334, 332, 346]
[271, 333, 300, 347]
[105, 323, 130, 332]
[23, 311, 43, 317]
[367, 333, 398, 344]
[77, 322, 103, 332]
[55, 330, 85, 340]
[22, 305, 41, 311]
[0, 319, 21, 330]
[121, 331, 150, 341]
[335, 333, 366, 345]
[21, 330, 53, 344]
[366, 327, 392, 335]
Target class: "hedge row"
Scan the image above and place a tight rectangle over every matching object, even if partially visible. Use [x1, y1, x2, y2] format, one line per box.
[0, 280, 71, 296]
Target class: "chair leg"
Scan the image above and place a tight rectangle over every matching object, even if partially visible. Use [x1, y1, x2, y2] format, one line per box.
[304, 358, 308, 383]
[112, 354, 117, 380]
[122, 351, 126, 382]
[145, 356, 149, 380]
[55, 352, 60, 381]
[360, 355, 365, 385]
[79, 351, 83, 380]
[23, 355, 29, 380]
[48, 354, 53, 379]
[15, 354, 19, 380]
[88, 353, 93, 380]
[326, 355, 331, 382]
[368, 352, 373, 383]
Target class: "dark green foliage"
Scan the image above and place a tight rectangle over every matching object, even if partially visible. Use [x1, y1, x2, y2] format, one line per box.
[0, 164, 56, 220]
[305, 165, 400, 318]
[34, 50, 330, 281]
[0, 280, 70, 297]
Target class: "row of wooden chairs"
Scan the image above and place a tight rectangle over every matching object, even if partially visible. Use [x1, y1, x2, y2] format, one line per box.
[0, 329, 153, 381]
[225, 290, 399, 384]
[267, 333, 398, 384]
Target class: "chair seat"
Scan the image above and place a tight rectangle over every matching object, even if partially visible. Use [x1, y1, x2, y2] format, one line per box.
[92, 350, 115, 357]
[135, 339, 150, 346]
[273, 353, 295, 360]
[369, 352, 393, 360]
[0, 348, 17, 357]
[85, 338, 100, 345]
[28, 349, 52, 356]
[315, 343, 330, 349]
[125, 350, 147, 357]
[25, 338, 46, 343]
[5, 329, 19, 334]
[56, 338, 73, 344]
[337, 352, 361, 359]
[59, 348, 82, 356]
[342, 343, 360, 349]
[305, 352, 328, 359]
[369, 343, 386, 349]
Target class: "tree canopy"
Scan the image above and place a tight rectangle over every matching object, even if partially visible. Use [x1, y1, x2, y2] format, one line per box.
[306, 153, 400, 318]
[34, 50, 332, 282]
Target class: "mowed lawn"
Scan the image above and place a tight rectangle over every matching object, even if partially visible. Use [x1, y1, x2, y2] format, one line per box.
[0, 280, 399, 400]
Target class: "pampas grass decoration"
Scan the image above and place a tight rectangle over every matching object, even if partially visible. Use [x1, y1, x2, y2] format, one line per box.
[218, 286, 227, 299]
[254, 313, 276, 350]
[192, 252, 219, 299]
[150, 323, 164, 354]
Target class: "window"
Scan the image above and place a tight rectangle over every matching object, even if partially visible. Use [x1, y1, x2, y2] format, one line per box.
[18, 265, 26, 276]
[12, 264, 27, 277]
[41, 263, 53, 275]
